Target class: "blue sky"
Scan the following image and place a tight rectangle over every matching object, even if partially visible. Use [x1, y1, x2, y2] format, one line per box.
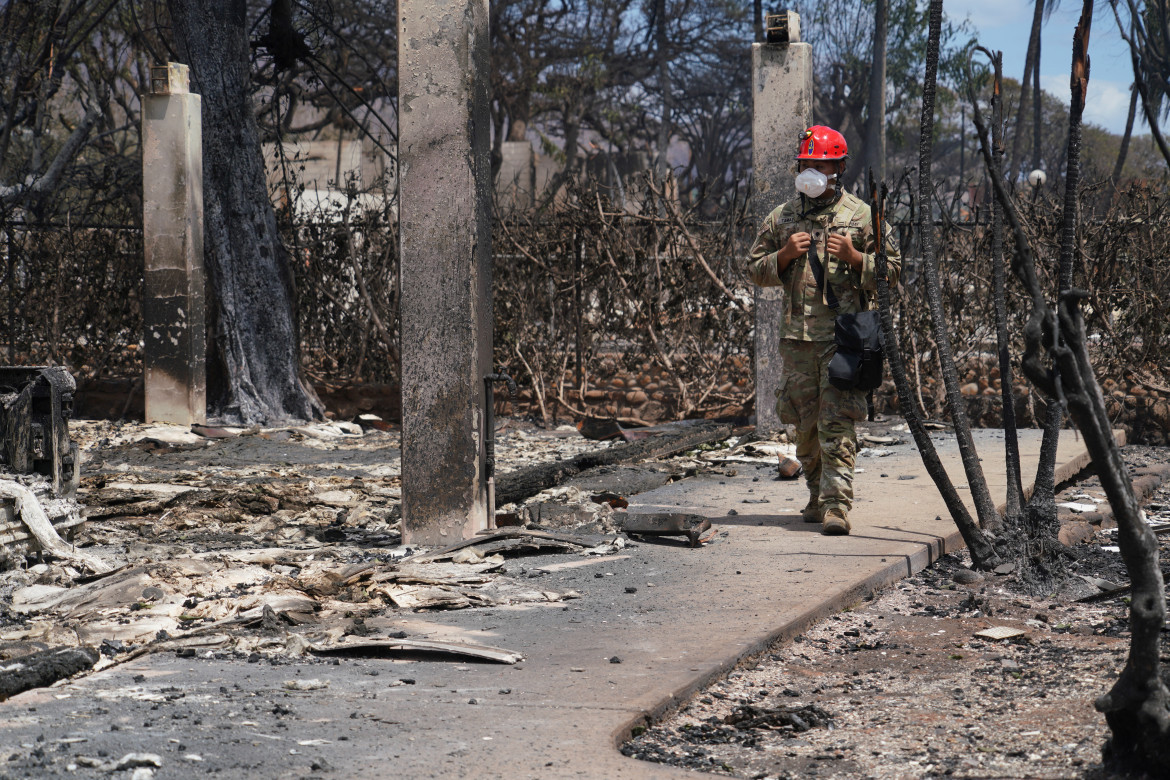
[946, 0, 1139, 135]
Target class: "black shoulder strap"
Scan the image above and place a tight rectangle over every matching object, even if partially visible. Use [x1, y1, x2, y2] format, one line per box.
[807, 242, 840, 311]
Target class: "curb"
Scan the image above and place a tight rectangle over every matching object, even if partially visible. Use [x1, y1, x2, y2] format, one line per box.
[608, 429, 1126, 759]
[1057, 463, 1170, 529]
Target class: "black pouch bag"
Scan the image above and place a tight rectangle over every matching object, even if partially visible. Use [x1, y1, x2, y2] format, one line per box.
[828, 309, 884, 391]
[807, 240, 885, 392]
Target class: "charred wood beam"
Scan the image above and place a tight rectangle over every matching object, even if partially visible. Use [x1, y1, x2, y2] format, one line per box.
[0, 646, 98, 701]
[495, 421, 732, 507]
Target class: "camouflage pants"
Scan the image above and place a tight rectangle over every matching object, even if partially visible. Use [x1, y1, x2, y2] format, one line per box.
[775, 339, 866, 514]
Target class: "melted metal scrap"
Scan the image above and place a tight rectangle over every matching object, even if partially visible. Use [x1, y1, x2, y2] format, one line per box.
[619, 512, 711, 547]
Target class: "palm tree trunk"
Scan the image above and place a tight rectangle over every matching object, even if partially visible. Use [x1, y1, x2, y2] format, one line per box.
[1012, 3, 1170, 764]
[917, 0, 1003, 534]
[864, 0, 888, 184]
[979, 49, 1025, 517]
[1009, 1, 1045, 182]
[655, 0, 671, 184]
[1111, 85, 1138, 183]
[1031, 28, 1043, 173]
[870, 175, 999, 567]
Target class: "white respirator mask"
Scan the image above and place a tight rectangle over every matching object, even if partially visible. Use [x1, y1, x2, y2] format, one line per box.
[795, 168, 837, 198]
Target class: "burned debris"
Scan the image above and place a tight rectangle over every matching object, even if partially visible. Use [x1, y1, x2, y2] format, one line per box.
[0, 367, 80, 497]
[620, 513, 712, 547]
[0, 367, 91, 570]
[0, 416, 745, 694]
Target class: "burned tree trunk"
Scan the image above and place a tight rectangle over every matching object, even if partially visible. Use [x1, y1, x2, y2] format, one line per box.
[870, 179, 999, 569]
[970, 47, 1025, 519]
[916, 0, 1002, 534]
[968, 47, 1070, 587]
[1111, 85, 1138, 183]
[864, 0, 888, 186]
[167, 0, 323, 424]
[1017, 4, 1170, 768]
[1008, 0, 1045, 182]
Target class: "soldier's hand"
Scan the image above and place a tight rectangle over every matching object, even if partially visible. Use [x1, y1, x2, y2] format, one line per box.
[778, 232, 812, 265]
[827, 232, 862, 269]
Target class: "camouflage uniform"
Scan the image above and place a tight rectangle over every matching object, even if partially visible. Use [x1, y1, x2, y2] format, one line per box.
[748, 191, 901, 519]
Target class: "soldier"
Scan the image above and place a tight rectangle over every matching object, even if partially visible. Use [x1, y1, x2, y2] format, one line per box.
[748, 125, 901, 535]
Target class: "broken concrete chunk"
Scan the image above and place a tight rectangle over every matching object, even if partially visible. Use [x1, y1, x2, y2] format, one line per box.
[777, 456, 802, 479]
[111, 753, 163, 771]
[973, 626, 1026, 641]
[284, 678, 329, 691]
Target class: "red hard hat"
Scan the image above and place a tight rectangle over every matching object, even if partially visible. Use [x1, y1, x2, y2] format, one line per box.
[795, 126, 848, 160]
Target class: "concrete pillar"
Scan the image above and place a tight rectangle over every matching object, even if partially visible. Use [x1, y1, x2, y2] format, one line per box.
[751, 40, 812, 433]
[497, 141, 535, 212]
[142, 63, 206, 426]
[398, 0, 493, 546]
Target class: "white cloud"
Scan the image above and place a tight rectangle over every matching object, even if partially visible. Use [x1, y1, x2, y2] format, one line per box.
[1039, 74, 1136, 134]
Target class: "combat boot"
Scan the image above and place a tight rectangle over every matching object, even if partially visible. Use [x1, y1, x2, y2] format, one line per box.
[800, 497, 820, 523]
[822, 507, 851, 536]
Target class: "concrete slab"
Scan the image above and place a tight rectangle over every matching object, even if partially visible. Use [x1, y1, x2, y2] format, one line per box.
[0, 429, 1099, 778]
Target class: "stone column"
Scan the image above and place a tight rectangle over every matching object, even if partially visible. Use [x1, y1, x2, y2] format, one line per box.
[751, 40, 812, 433]
[398, 0, 493, 546]
[497, 141, 535, 212]
[142, 63, 206, 426]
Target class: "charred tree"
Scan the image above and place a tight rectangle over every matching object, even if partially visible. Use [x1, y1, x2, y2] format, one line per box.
[168, 0, 323, 424]
[915, 0, 1002, 534]
[1008, 1, 1045, 182]
[1111, 85, 1138, 184]
[1016, 4, 1170, 768]
[864, 0, 889, 186]
[968, 47, 1025, 520]
[869, 176, 1000, 569]
[964, 47, 1071, 584]
[1112, 0, 1170, 169]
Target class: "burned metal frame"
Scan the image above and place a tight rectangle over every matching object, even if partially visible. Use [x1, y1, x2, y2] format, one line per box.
[620, 512, 712, 547]
[0, 366, 80, 497]
[764, 11, 800, 45]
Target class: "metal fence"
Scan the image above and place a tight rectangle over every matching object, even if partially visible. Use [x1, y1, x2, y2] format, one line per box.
[3, 179, 1168, 426]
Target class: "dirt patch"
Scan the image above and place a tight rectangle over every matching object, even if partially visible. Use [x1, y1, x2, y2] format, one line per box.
[622, 445, 1170, 780]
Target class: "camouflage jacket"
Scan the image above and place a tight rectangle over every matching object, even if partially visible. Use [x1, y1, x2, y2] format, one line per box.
[748, 191, 902, 342]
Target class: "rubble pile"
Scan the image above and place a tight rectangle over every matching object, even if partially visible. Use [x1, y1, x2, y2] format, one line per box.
[1, 418, 755, 689]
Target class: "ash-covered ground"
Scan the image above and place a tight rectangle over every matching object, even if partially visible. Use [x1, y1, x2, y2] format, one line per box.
[622, 444, 1170, 780]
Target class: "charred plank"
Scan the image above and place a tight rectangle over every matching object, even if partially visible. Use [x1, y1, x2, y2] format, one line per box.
[495, 421, 731, 507]
[0, 645, 99, 701]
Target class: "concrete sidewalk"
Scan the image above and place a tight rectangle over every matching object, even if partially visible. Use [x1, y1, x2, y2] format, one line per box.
[0, 429, 1097, 779]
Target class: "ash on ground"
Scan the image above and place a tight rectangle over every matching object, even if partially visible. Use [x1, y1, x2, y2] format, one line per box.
[622, 445, 1170, 780]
